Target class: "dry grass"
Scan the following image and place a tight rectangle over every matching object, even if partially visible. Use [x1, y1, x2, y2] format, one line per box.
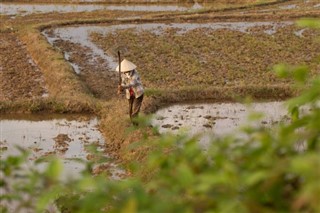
[91, 24, 320, 95]
[1, 0, 276, 4]
[19, 28, 94, 98]
[0, 32, 46, 102]
[0, 25, 98, 113]
[1, 0, 319, 163]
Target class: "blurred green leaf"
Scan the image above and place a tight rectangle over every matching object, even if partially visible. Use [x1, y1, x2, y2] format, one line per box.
[247, 111, 264, 121]
[289, 153, 320, 179]
[176, 164, 194, 187]
[274, 64, 309, 83]
[1, 16, 320, 213]
[120, 198, 137, 213]
[274, 64, 289, 78]
[77, 176, 96, 191]
[244, 171, 267, 187]
[290, 105, 299, 122]
[36, 186, 62, 212]
[293, 65, 308, 83]
[297, 18, 320, 29]
[44, 158, 62, 182]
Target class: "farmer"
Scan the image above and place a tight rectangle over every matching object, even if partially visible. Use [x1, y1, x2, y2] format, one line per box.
[117, 59, 144, 123]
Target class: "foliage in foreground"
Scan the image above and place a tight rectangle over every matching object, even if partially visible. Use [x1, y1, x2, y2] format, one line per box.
[1, 19, 320, 213]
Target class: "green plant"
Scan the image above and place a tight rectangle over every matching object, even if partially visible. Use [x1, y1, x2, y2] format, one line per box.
[1, 19, 319, 213]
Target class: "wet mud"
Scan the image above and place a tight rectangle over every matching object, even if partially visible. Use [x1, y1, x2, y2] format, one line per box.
[0, 114, 125, 179]
[0, 3, 194, 16]
[0, 32, 47, 101]
[152, 101, 298, 148]
[0, 0, 319, 171]
[2, 0, 320, 103]
[1, 0, 284, 17]
[42, 21, 320, 102]
[91, 23, 320, 91]
[51, 38, 118, 99]
[153, 101, 289, 133]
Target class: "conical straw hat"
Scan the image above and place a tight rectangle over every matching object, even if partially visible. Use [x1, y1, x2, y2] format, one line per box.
[116, 59, 137, 72]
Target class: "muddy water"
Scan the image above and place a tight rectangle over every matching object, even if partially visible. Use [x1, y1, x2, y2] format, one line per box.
[279, 4, 298, 10]
[0, 3, 192, 16]
[151, 101, 293, 147]
[0, 114, 124, 179]
[43, 21, 293, 73]
[278, 2, 320, 9]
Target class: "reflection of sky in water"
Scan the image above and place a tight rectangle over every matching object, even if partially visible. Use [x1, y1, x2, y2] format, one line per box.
[152, 101, 294, 148]
[0, 117, 103, 158]
[2, 2, 319, 16]
[43, 21, 292, 72]
[152, 101, 289, 135]
[279, 4, 298, 10]
[0, 3, 191, 16]
[0, 116, 107, 179]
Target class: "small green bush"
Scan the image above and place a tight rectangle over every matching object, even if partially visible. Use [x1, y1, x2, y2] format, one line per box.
[1, 19, 319, 213]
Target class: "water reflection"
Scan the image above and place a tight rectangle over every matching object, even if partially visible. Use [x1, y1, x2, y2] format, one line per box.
[151, 101, 293, 147]
[43, 21, 292, 72]
[0, 114, 124, 179]
[0, 3, 191, 16]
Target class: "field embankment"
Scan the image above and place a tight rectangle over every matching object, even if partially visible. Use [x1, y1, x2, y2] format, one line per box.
[1, 0, 278, 4]
[1, 0, 319, 162]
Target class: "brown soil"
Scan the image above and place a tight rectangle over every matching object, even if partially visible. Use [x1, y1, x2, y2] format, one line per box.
[0, 32, 47, 101]
[52, 39, 119, 100]
[0, 9, 160, 106]
[1, 0, 319, 163]
[1, 0, 319, 103]
[1, 0, 276, 3]
[91, 24, 320, 90]
[53, 133, 72, 154]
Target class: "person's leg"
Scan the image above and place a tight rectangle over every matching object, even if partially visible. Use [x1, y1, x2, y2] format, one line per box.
[128, 96, 134, 119]
[131, 95, 144, 120]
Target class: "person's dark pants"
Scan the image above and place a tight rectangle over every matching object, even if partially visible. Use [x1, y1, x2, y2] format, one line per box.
[128, 94, 144, 123]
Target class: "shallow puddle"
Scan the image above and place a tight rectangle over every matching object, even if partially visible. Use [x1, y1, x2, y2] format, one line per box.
[0, 114, 124, 179]
[0, 3, 193, 16]
[240, 1, 319, 14]
[279, 4, 298, 10]
[151, 101, 295, 147]
[43, 21, 293, 73]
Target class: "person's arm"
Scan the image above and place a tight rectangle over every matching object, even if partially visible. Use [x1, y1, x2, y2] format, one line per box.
[118, 73, 126, 94]
[121, 73, 141, 89]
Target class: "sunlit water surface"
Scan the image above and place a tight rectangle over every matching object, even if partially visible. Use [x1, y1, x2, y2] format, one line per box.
[0, 3, 198, 16]
[151, 101, 300, 148]
[0, 114, 124, 180]
[42, 21, 293, 72]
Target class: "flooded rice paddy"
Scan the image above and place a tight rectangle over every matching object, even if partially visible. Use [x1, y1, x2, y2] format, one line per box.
[1, 0, 319, 17]
[40, 19, 319, 100]
[43, 21, 294, 73]
[152, 101, 292, 147]
[1, 0, 319, 181]
[152, 100, 312, 151]
[153, 101, 290, 134]
[0, 3, 196, 16]
[0, 34, 48, 101]
[0, 114, 124, 179]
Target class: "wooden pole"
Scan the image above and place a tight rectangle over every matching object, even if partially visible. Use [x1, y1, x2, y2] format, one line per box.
[118, 51, 121, 85]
